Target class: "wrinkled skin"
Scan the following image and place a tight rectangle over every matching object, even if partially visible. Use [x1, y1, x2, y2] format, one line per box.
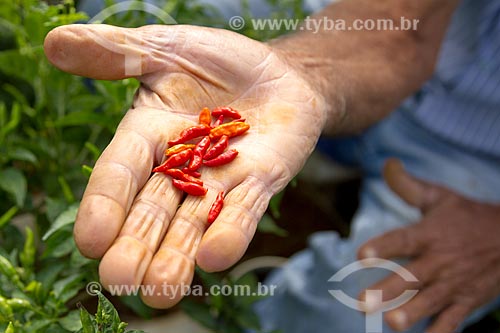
[44, 24, 326, 308]
[359, 160, 500, 333]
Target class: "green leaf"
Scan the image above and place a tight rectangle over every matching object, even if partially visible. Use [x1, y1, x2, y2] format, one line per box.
[24, 281, 46, 305]
[0, 168, 27, 207]
[119, 295, 155, 319]
[45, 233, 75, 258]
[235, 271, 258, 286]
[84, 142, 101, 161]
[58, 176, 75, 203]
[7, 147, 38, 165]
[234, 273, 268, 306]
[96, 292, 127, 333]
[268, 190, 285, 219]
[52, 273, 85, 303]
[234, 309, 262, 330]
[42, 203, 78, 241]
[60, 309, 83, 331]
[195, 267, 222, 288]
[0, 101, 20, 138]
[26, 319, 53, 332]
[53, 110, 115, 129]
[0, 295, 14, 321]
[45, 197, 67, 222]
[5, 321, 14, 333]
[0, 254, 22, 289]
[20, 227, 35, 274]
[257, 214, 288, 237]
[6, 298, 32, 312]
[79, 305, 96, 333]
[180, 299, 217, 330]
[66, 94, 105, 114]
[0, 206, 18, 229]
[81, 165, 93, 179]
[70, 249, 95, 269]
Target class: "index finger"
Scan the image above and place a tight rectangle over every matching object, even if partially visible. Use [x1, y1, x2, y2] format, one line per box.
[357, 223, 427, 260]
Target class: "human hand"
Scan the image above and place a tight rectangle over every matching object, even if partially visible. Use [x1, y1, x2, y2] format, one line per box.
[358, 159, 500, 333]
[44, 24, 326, 307]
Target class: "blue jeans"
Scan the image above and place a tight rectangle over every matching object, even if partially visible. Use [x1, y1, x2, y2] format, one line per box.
[255, 108, 500, 333]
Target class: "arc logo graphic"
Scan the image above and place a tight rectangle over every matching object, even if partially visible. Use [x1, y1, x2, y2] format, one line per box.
[328, 258, 419, 333]
[88, 1, 178, 76]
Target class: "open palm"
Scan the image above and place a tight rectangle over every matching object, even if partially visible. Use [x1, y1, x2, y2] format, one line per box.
[44, 24, 325, 308]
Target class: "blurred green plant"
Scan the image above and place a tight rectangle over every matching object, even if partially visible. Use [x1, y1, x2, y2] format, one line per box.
[0, 0, 306, 332]
[181, 268, 279, 333]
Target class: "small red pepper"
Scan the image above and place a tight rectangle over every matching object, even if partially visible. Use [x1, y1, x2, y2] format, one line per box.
[168, 124, 211, 145]
[187, 151, 203, 171]
[203, 135, 229, 160]
[203, 149, 239, 167]
[211, 106, 242, 119]
[165, 144, 195, 156]
[194, 136, 211, 156]
[209, 122, 250, 140]
[164, 168, 203, 186]
[198, 107, 212, 126]
[207, 191, 224, 224]
[152, 149, 193, 173]
[182, 167, 201, 178]
[172, 179, 207, 196]
[187, 136, 211, 171]
[212, 115, 224, 128]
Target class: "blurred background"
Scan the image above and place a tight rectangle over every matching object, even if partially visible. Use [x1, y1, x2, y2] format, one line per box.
[0, 1, 498, 332]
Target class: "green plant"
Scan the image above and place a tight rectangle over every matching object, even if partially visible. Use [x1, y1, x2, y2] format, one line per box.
[181, 268, 279, 333]
[0, 0, 305, 332]
[77, 292, 145, 333]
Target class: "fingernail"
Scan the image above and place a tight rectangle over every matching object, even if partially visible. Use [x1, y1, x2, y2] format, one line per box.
[390, 310, 408, 330]
[362, 247, 378, 259]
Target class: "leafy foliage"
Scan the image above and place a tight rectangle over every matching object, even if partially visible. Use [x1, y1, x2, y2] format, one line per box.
[181, 268, 277, 333]
[76, 292, 145, 333]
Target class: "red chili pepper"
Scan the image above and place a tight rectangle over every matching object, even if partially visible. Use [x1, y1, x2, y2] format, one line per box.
[187, 151, 203, 171]
[212, 115, 224, 128]
[198, 107, 212, 126]
[165, 144, 195, 156]
[182, 167, 201, 178]
[152, 149, 193, 173]
[207, 191, 224, 224]
[168, 124, 211, 145]
[194, 136, 211, 156]
[232, 118, 246, 123]
[211, 106, 242, 119]
[203, 149, 238, 167]
[186, 136, 211, 171]
[164, 169, 203, 186]
[209, 122, 250, 140]
[203, 135, 228, 160]
[172, 179, 207, 196]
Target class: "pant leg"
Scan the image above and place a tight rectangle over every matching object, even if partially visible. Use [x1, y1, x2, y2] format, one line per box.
[255, 177, 429, 333]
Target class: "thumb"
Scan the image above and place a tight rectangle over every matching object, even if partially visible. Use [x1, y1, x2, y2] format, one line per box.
[383, 158, 450, 212]
[44, 24, 173, 80]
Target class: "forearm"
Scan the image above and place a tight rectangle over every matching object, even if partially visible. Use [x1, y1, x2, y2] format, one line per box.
[270, 0, 459, 134]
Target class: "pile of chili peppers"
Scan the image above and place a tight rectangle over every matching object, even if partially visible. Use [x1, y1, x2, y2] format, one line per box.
[152, 107, 250, 224]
